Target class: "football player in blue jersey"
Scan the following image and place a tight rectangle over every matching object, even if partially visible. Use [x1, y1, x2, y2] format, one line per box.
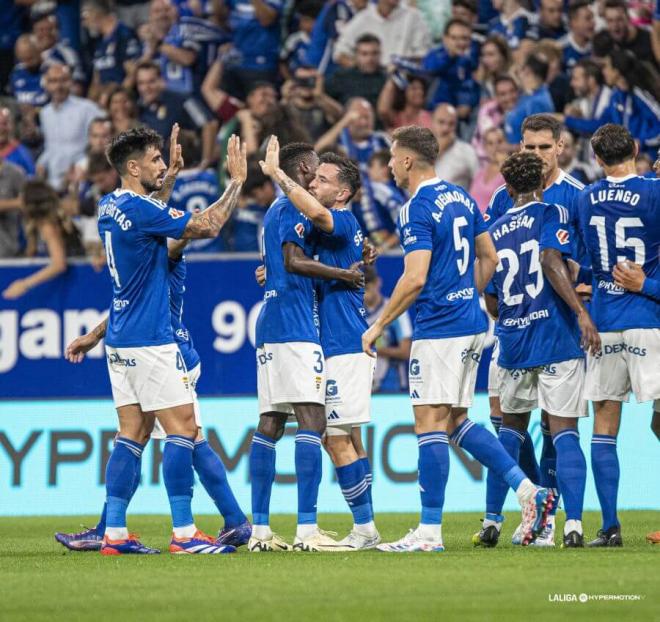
[94, 126, 246, 554]
[486, 113, 588, 545]
[362, 126, 554, 552]
[249, 142, 365, 553]
[56, 242, 251, 552]
[260, 137, 380, 550]
[475, 151, 600, 549]
[574, 124, 660, 547]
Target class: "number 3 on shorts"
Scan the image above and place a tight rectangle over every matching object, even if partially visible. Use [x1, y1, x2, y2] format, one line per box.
[313, 350, 323, 373]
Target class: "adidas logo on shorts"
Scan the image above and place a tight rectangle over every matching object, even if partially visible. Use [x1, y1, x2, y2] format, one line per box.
[410, 390, 420, 399]
[328, 410, 340, 420]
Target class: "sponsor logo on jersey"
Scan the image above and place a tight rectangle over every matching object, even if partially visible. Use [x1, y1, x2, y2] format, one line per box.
[295, 222, 305, 238]
[263, 289, 278, 300]
[595, 343, 647, 358]
[107, 353, 137, 367]
[175, 328, 189, 342]
[556, 229, 570, 245]
[501, 308, 549, 328]
[446, 287, 474, 302]
[402, 227, 417, 246]
[597, 280, 625, 295]
[113, 298, 130, 311]
[169, 208, 185, 219]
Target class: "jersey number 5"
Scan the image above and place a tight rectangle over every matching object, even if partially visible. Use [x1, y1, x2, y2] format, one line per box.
[589, 216, 645, 271]
[453, 217, 469, 275]
[104, 231, 121, 288]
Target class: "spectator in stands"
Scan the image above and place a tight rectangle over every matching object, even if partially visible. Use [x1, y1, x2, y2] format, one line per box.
[603, 0, 658, 66]
[10, 35, 49, 108]
[324, 33, 386, 109]
[536, 39, 571, 112]
[557, 129, 592, 184]
[377, 75, 432, 131]
[469, 126, 506, 212]
[635, 152, 653, 176]
[305, 0, 368, 75]
[363, 264, 412, 393]
[37, 63, 104, 191]
[220, 0, 284, 100]
[474, 34, 511, 99]
[279, 0, 324, 80]
[472, 74, 519, 161]
[115, 0, 151, 30]
[107, 86, 140, 134]
[0, 1, 25, 93]
[591, 29, 616, 62]
[535, 0, 568, 40]
[504, 52, 554, 145]
[561, 48, 660, 157]
[231, 161, 274, 252]
[0, 158, 25, 259]
[135, 61, 218, 166]
[2, 179, 84, 300]
[451, 0, 482, 65]
[560, 0, 595, 70]
[0, 108, 36, 176]
[70, 117, 113, 184]
[334, 0, 431, 68]
[488, 0, 536, 51]
[432, 103, 479, 189]
[422, 19, 480, 119]
[82, 0, 141, 104]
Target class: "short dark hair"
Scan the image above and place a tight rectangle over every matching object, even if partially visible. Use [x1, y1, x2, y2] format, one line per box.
[574, 58, 603, 85]
[88, 151, 113, 176]
[177, 129, 201, 168]
[391, 126, 439, 165]
[319, 152, 361, 201]
[444, 18, 471, 36]
[368, 149, 391, 169]
[591, 123, 636, 166]
[297, 0, 323, 19]
[279, 141, 316, 178]
[592, 30, 615, 57]
[22, 179, 59, 220]
[501, 152, 544, 194]
[523, 52, 549, 82]
[106, 127, 163, 175]
[452, 0, 478, 15]
[82, 0, 114, 14]
[521, 113, 562, 141]
[568, 0, 592, 21]
[243, 159, 272, 196]
[356, 33, 381, 47]
[493, 74, 517, 90]
[135, 60, 161, 78]
[604, 0, 627, 13]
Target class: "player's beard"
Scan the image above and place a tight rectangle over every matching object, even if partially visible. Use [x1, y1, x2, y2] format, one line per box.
[141, 173, 164, 194]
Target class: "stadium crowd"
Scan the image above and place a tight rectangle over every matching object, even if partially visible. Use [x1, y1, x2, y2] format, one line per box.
[0, 0, 659, 297]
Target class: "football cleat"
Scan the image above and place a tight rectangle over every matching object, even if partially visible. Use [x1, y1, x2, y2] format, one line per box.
[247, 532, 292, 552]
[587, 526, 623, 547]
[170, 530, 236, 554]
[521, 487, 554, 546]
[337, 529, 382, 550]
[511, 522, 524, 545]
[216, 520, 252, 548]
[646, 530, 660, 544]
[100, 534, 160, 555]
[55, 526, 103, 551]
[376, 528, 445, 553]
[561, 531, 584, 548]
[529, 522, 555, 547]
[293, 529, 353, 552]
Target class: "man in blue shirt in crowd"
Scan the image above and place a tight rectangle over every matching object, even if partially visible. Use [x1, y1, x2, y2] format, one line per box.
[363, 125, 553, 552]
[559, 0, 595, 70]
[10, 35, 49, 108]
[231, 163, 275, 252]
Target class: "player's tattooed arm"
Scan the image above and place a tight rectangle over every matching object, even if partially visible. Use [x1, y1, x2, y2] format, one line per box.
[65, 318, 108, 363]
[283, 243, 364, 288]
[259, 135, 334, 232]
[474, 232, 498, 294]
[152, 123, 184, 204]
[182, 135, 247, 239]
[541, 249, 601, 355]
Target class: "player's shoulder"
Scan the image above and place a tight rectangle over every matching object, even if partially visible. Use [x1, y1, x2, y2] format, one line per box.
[559, 170, 586, 193]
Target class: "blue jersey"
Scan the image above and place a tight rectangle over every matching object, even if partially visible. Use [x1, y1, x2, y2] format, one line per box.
[305, 0, 355, 74]
[169, 256, 200, 371]
[504, 85, 555, 144]
[227, 0, 282, 71]
[486, 170, 587, 264]
[577, 174, 660, 331]
[97, 190, 192, 347]
[398, 177, 488, 340]
[1, 141, 36, 176]
[93, 22, 140, 84]
[170, 168, 223, 252]
[9, 64, 48, 107]
[232, 203, 266, 252]
[160, 21, 200, 95]
[422, 46, 480, 109]
[559, 34, 591, 70]
[488, 9, 536, 49]
[255, 197, 319, 347]
[339, 129, 390, 174]
[353, 180, 400, 237]
[314, 209, 368, 358]
[489, 201, 583, 369]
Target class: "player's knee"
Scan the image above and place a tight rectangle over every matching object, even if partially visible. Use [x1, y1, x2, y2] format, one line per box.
[257, 414, 286, 441]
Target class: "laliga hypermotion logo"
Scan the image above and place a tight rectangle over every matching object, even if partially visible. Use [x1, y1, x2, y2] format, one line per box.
[169, 208, 185, 219]
[556, 229, 570, 245]
[295, 223, 305, 238]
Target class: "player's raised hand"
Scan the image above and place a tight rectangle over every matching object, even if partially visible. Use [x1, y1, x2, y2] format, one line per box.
[65, 332, 100, 364]
[361, 323, 381, 358]
[227, 135, 248, 183]
[362, 238, 378, 265]
[259, 135, 280, 177]
[577, 310, 601, 356]
[255, 264, 266, 286]
[344, 261, 365, 289]
[168, 123, 184, 175]
[613, 260, 645, 292]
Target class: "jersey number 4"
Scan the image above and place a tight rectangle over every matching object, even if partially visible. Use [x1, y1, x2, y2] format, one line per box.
[496, 240, 543, 306]
[105, 232, 121, 288]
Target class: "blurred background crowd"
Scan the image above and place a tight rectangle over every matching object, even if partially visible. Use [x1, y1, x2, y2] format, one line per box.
[0, 0, 659, 296]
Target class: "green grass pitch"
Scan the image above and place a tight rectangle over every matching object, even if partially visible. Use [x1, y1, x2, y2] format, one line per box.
[2, 511, 658, 622]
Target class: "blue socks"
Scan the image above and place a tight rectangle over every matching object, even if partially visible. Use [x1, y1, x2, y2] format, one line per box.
[194, 439, 247, 528]
[540, 420, 559, 516]
[417, 432, 449, 525]
[249, 432, 277, 526]
[490, 414, 540, 484]
[105, 437, 144, 533]
[360, 456, 373, 505]
[591, 434, 620, 530]
[553, 429, 586, 522]
[163, 435, 195, 529]
[96, 503, 107, 535]
[336, 460, 373, 525]
[482, 425, 524, 514]
[295, 431, 323, 525]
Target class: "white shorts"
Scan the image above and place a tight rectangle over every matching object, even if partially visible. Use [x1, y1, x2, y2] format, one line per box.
[499, 358, 588, 418]
[106, 344, 194, 412]
[488, 338, 500, 398]
[150, 363, 202, 439]
[324, 352, 375, 436]
[257, 342, 326, 415]
[584, 329, 660, 404]
[409, 333, 486, 408]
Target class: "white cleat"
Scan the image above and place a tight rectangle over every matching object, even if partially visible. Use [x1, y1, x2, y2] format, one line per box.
[511, 522, 524, 545]
[376, 528, 445, 553]
[248, 532, 292, 552]
[529, 523, 556, 547]
[337, 529, 382, 550]
[293, 529, 353, 552]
